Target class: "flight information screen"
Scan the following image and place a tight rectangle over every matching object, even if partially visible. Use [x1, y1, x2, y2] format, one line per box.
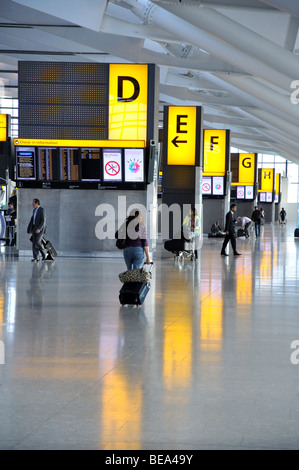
[15, 145, 148, 189]
[81, 148, 101, 181]
[16, 147, 36, 180]
[60, 148, 79, 181]
[38, 148, 59, 181]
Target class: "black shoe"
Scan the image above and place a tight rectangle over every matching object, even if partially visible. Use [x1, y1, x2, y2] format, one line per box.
[234, 252, 242, 256]
[221, 252, 228, 256]
[31, 258, 40, 262]
[42, 253, 47, 261]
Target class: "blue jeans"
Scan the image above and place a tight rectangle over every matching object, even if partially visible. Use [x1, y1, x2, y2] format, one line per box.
[123, 246, 144, 270]
[255, 223, 261, 237]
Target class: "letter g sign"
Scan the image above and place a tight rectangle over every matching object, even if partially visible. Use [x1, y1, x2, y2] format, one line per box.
[242, 157, 251, 168]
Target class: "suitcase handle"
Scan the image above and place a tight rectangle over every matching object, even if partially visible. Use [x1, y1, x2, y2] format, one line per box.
[141, 261, 154, 272]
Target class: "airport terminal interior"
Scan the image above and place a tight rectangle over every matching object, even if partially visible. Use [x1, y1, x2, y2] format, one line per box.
[1, 224, 299, 450]
[2, 0, 299, 451]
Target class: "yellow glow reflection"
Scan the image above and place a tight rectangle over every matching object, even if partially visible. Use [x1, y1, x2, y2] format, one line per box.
[101, 372, 142, 450]
[200, 295, 222, 353]
[235, 260, 252, 315]
[162, 273, 193, 389]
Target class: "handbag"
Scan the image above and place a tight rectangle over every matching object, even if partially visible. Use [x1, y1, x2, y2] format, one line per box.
[119, 263, 153, 283]
[116, 238, 126, 249]
[115, 224, 126, 250]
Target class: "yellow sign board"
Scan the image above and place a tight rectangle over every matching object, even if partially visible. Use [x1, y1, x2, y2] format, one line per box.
[0, 114, 7, 141]
[0, 114, 7, 128]
[275, 173, 280, 194]
[167, 106, 197, 165]
[109, 64, 148, 141]
[0, 128, 6, 141]
[14, 138, 146, 148]
[238, 153, 255, 185]
[260, 168, 274, 192]
[203, 129, 227, 176]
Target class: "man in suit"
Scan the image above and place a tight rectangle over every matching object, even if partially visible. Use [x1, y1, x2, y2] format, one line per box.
[27, 198, 47, 262]
[221, 203, 241, 256]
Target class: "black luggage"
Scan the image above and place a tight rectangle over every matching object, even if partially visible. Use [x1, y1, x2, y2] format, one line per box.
[294, 228, 299, 238]
[41, 237, 57, 260]
[237, 229, 246, 237]
[164, 238, 185, 253]
[119, 281, 150, 306]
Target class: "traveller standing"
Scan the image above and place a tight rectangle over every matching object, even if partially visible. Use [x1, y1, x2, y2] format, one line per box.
[251, 206, 262, 238]
[182, 207, 200, 259]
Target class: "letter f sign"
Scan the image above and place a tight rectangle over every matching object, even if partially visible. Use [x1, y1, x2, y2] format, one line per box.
[210, 136, 219, 151]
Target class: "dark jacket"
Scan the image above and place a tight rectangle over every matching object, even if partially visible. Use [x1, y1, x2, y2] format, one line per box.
[251, 209, 261, 224]
[224, 211, 235, 233]
[27, 206, 46, 234]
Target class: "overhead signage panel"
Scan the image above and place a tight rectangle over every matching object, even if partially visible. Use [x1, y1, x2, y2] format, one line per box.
[0, 114, 7, 141]
[260, 168, 275, 192]
[203, 129, 227, 176]
[167, 106, 197, 165]
[238, 153, 256, 185]
[109, 64, 148, 141]
[14, 138, 146, 148]
[275, 173, 281, 195]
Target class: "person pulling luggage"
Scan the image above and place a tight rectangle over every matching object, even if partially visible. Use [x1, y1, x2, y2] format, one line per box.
[116, 209, 151, 270]
[27, 198, 47, 262]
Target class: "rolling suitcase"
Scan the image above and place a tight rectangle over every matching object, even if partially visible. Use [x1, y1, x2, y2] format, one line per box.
[119, 281, 150, 306]
[42, 237, 57, 260]
[294, 228, 299, 238]
[119, 262, 153, 306]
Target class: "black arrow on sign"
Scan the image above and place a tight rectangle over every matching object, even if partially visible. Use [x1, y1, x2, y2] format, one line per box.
[172, 136, 187, 147]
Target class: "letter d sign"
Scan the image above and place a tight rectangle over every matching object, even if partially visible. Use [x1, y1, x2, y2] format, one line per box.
[109, 64, 148, 140]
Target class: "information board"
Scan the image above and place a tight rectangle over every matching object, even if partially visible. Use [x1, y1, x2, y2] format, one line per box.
[202, 177, 212, 195]
[124, 148, 144, 183]
[245, 186, 254, 199]
[16, 147, 36, 180]
[213, 176, 224, 196]
[259, 193, 266, 202]
[38, 148, 59, 181]
[103, 149, 122, 182]
[60, 149, 79, 181]
[81, 148, 101, 182]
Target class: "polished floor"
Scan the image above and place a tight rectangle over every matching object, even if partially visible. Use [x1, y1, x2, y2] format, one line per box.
[1, 223, 299, 450]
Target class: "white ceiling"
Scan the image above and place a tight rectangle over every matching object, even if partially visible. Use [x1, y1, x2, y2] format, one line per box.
[1, 0, 299, 162]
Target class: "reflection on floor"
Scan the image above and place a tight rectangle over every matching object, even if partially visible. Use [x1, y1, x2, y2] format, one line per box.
[0, 223, 299, 449]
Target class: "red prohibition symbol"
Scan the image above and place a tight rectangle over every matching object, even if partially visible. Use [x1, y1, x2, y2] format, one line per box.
[202, 182, 211, 192]
[105, 161, 120, 176]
